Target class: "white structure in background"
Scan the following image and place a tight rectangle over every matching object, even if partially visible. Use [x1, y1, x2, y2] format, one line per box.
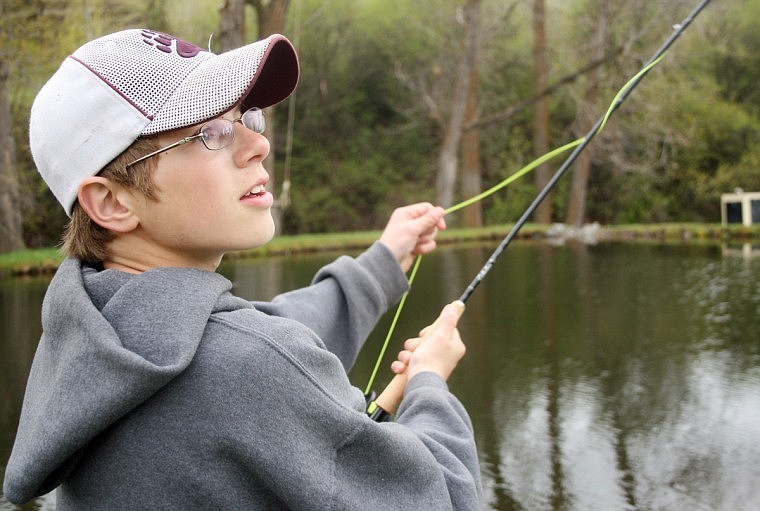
[720, 189, 760, 226]
[546, 222, 601, 245]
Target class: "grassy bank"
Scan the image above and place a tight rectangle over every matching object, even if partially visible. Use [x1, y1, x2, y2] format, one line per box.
[2, 223, 758, 278]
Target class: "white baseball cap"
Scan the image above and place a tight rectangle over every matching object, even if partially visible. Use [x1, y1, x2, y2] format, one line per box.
[30, 28, 299, 216]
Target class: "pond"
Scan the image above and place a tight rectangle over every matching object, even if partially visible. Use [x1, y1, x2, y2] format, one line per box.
[2, 240, 759, 510]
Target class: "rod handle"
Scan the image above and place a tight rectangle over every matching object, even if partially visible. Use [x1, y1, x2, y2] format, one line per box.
[371, 374, 407, 416]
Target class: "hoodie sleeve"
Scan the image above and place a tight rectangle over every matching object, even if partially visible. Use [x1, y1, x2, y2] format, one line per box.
[332, 372, 484, 510]
[204, 315, 483, 510]
[253, 242, 408, 369]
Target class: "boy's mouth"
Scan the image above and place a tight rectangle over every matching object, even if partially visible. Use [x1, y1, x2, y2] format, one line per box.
[241, 186, 266, 199]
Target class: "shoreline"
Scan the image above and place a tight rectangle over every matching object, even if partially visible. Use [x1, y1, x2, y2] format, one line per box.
[2, 223, 758, 279]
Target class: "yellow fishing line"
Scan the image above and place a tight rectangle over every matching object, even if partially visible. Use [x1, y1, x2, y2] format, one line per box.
[444, 138, 585, 215]
[364, 50, 670, 396]
[364, 255, 423, 395]
[364, 138, 580, 394]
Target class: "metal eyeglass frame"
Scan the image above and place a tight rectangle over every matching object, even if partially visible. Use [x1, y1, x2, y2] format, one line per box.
[126, 107, 265, 168]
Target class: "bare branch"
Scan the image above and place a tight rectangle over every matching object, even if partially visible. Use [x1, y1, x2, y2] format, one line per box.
[464, 46, 623, 132]
[393, 62, 445, 129]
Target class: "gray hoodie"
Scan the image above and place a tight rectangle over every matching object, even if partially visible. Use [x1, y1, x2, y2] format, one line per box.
[3, 242, 482, 510]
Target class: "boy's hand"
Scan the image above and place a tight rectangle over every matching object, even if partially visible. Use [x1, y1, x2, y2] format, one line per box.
[404, 301, 466, 382]
[375, 301, 466, 415]
[379, 203, 446, 272]
[390, 302, 460, 375]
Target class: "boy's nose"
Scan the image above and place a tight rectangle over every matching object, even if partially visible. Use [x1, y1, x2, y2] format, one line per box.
[234, 123, 270, 167]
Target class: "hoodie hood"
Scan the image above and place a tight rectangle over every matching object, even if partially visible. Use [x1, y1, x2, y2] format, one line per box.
[3, 258, 232, 503]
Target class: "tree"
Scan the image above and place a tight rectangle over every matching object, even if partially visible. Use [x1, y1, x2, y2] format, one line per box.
[219, 0, 246, 50]
[252, 0, 290, 36]
[461, 46, 483, 228]
[436, 0, 481, 210]
[0, 1, 58, 253]
[532, 0, 552, 224]
[217, 0, 291, 58]
[0, 57, 24, 252]
[4, 0, 759, 243]
[564, 0, 609, 227]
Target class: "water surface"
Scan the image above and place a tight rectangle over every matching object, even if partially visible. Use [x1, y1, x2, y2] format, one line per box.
[2, 241, 758, 510]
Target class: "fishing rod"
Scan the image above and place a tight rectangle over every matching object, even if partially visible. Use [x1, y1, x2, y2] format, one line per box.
[459, 0, 711, 304]
[366, 0, 712, 421]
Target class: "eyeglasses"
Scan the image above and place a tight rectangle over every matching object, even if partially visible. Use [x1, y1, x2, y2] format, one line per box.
[126, 107, 265, 168]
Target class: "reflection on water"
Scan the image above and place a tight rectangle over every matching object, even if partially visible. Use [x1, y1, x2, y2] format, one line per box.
[722, 241, 760, 259]
[1, 242, 759, 510]
[453, 242, 760, 511]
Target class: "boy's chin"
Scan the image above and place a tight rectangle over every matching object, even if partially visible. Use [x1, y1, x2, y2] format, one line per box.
[248, 220, 276, 248]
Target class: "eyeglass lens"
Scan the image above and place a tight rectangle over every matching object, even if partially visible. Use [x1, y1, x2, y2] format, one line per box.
[242, 108, 266, 134]
[199, 121, 235, 150]
[199, 108, 265, 150]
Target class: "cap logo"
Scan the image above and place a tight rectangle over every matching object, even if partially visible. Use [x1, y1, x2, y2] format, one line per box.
[140, 29, 203, 58]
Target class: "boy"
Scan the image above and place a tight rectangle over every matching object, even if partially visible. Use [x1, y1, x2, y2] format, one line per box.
[3, 29, 482, 509]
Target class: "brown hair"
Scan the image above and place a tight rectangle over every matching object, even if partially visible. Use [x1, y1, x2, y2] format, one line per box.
[61, 137, 161, 264]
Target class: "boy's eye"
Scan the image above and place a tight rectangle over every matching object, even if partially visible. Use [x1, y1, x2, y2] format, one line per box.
[200, 121, 235, 149]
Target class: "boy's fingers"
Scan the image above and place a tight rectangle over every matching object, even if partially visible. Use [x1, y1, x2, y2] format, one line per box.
[408, 205, 445, 229]
[405, 337, 423, 350]
[390, 361, 407, 374]
[397, 349, 412, 364]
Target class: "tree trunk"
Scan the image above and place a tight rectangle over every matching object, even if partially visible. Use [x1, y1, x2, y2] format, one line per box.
[461, 48, 482, 228]
[219, 0, 246, 51]
[565, 0, 609, 227]
[252, 0, 290, 36]
[0, 58, 24, 252]
[436, 0, 481, 210]
[465, 49, 620, 132]
[532, 0, 552, 224]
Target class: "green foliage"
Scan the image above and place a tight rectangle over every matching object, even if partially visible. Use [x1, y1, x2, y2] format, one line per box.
[485, 180, 538, 225]
[281, 119, 437, 233]
[704, 0, 760, 115]
[5, 0, 760, 246]
[694, 151, 760, 219]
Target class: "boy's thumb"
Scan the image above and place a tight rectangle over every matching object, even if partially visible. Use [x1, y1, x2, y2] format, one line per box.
[442, 300, 465, 322]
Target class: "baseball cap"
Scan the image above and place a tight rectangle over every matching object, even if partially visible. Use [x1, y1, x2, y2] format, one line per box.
[30, 28, 299, 216]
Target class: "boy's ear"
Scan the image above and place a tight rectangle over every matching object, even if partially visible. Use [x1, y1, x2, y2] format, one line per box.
[77, 177, 140, 233]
